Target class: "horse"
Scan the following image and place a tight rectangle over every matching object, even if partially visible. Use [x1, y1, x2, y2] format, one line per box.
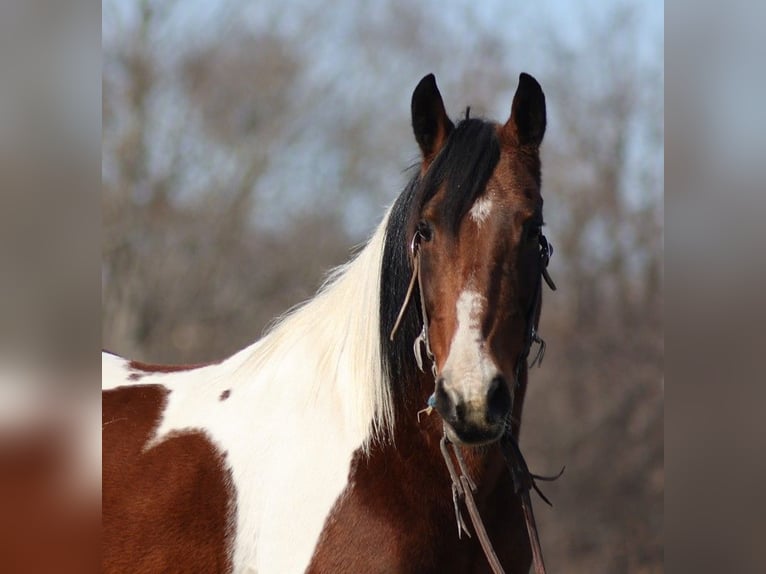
[103, 72, 555, 574]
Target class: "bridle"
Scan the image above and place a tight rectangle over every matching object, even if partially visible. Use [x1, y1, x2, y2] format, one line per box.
[389, 227, 561, 574]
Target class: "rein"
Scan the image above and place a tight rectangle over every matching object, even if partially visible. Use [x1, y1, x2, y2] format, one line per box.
[389, 230, 560, 574]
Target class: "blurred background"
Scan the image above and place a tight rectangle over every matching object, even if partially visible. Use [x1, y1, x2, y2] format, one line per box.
[102, 0, 663, 571]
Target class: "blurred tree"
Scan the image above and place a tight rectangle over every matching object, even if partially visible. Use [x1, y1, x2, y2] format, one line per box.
[542, 4, 663, 330]
[102, 1, 351, 362]
[524, 6, 664, 572]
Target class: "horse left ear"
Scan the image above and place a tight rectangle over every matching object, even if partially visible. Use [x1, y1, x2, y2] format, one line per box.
[503, 73, 546, 147]
[411, 74, 455, 166]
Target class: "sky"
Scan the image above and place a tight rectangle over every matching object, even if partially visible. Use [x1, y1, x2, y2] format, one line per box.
[105, 0, 663, 69]
[104, 0, 664, 236]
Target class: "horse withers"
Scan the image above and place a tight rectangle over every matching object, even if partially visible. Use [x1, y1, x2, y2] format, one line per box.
[103, 72, 552, 574]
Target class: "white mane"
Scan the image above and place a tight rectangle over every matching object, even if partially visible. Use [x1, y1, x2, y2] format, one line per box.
[229, 209, 396, 448]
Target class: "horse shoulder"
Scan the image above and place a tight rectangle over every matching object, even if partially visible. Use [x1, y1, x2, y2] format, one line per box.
[102, 382, 237, 573]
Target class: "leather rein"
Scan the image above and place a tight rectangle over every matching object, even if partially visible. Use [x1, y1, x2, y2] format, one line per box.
[389, 229, 560, 574]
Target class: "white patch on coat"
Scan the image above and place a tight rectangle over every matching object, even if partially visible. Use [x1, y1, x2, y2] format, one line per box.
[440, 290, 499, 406]
[469, 195, 493, 224]
[102, 210, 396, 574]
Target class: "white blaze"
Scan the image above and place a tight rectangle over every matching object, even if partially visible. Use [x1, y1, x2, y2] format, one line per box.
[441, 290, 499, 404]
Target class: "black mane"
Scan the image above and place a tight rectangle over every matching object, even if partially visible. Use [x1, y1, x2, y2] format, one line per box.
[379, 118, 501, 405]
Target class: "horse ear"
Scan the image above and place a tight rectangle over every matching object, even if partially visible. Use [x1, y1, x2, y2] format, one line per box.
[503, 73, 546, 147]
[411, 74, 454, 165]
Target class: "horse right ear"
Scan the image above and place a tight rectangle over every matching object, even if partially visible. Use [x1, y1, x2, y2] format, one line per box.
[411, 74, 454, 166]
[503, 73, 546, 148]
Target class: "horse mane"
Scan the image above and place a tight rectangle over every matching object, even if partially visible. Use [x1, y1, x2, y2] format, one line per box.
[230, 218, 394, 451]
[379, 118, 501, 409]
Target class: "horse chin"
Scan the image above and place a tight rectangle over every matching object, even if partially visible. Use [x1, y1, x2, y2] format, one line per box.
[444, 421, 505, 448]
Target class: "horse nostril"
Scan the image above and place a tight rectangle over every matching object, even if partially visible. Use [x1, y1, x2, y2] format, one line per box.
[433, 377, 455, 420]
[454, 401, 466, 421]
[486, 375, 511, 421]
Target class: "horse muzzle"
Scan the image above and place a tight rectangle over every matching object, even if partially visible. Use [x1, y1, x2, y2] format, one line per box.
[432, 374, 511, 446]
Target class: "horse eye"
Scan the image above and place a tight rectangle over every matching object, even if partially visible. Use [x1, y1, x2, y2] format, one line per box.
[417, 220, 433, 241]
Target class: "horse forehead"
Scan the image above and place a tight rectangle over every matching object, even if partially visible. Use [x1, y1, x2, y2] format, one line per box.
[469, 194, 494, 224]
[468, 174, 540, 228]
[494, 147, 541, 193]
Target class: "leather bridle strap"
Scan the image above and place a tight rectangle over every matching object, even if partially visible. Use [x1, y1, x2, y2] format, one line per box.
[439, 433, 507, 574]
[389, 231, 437, 378]
[499, 433, 564, 574]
